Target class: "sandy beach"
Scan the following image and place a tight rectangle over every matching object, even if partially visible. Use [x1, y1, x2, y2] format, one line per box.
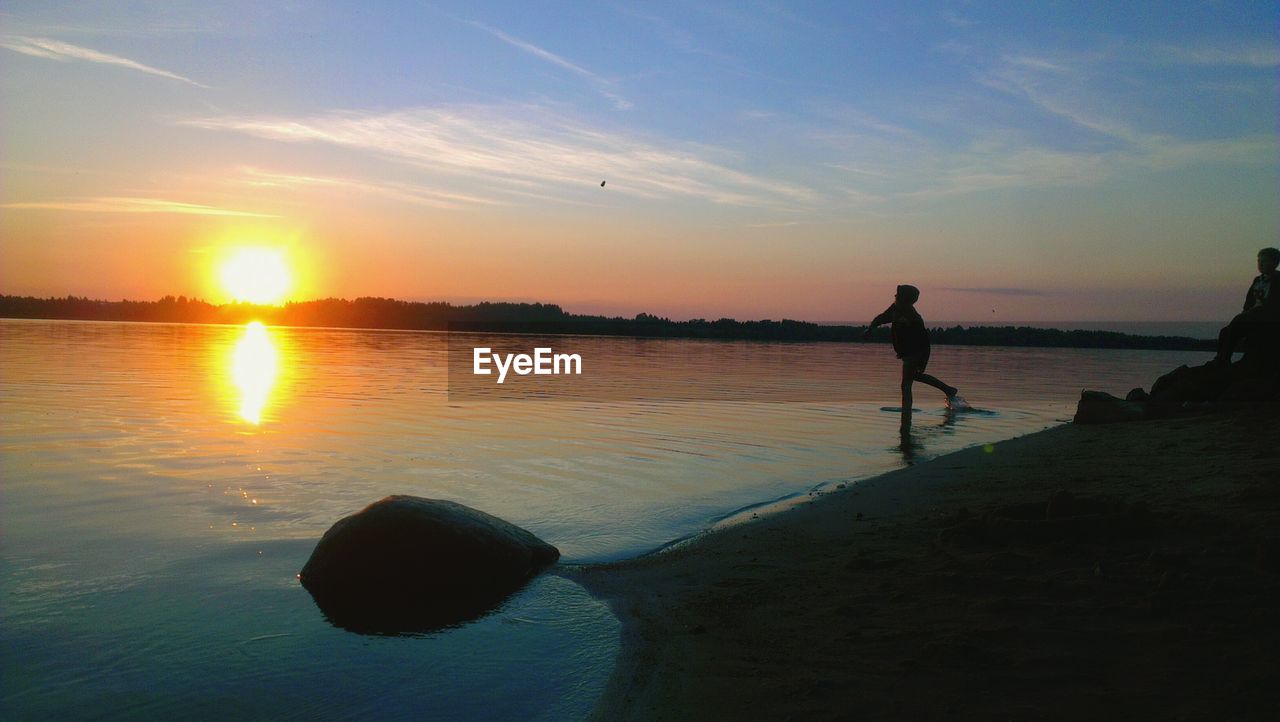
[574, 405, 1280, 720]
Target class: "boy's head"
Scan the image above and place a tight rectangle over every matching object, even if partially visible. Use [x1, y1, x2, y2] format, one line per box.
[1259, 247, 1280, 273]
[895, 284, 920, 306]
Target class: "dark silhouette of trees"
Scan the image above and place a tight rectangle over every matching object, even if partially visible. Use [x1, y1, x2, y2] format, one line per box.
[0, 294, 1213, 351]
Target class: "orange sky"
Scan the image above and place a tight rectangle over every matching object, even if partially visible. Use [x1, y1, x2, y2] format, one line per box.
[2, 3, 1276, 322]
[2, 193, 1259, 322]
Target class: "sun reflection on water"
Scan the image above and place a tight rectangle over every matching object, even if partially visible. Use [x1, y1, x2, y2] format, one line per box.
[230, 321, 279, 424]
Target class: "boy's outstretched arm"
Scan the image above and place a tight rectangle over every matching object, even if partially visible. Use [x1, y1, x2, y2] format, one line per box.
[863, 304, 895, 339]
[869, 304, 895, 328]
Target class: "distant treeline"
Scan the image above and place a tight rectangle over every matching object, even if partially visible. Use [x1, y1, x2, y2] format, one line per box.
[0, 294, 1215, 351]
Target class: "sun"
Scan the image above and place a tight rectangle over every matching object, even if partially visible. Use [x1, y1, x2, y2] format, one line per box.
[220, 247, 292, 305]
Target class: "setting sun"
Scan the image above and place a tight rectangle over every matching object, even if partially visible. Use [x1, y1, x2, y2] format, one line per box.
[220, 247, 292, 305]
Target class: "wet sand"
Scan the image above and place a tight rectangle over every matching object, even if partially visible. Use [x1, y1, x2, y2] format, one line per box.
[574, 406, 1280, 720]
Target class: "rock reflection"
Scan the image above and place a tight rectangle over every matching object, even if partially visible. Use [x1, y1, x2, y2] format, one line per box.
[230, 321, 278, 424]
[304, 578, 537, 636]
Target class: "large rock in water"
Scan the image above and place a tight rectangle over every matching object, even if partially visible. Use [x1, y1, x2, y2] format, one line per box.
[299, 496, 560, 633]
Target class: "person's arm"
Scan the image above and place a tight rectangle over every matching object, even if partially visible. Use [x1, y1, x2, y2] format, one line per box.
[1242, 278, 1255, 314]
[869, 304, 895, 328]
[863, 304, 895, 339]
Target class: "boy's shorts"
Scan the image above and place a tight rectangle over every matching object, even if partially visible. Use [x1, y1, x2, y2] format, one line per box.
[901, 351, 931, 372]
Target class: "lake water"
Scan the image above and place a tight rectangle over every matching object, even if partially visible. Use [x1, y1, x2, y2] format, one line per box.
[0, 319, 1214, 718]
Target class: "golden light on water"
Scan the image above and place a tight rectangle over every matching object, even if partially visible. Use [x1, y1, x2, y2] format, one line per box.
[231, 321, 278, 424]
[220, 247, 292, 305]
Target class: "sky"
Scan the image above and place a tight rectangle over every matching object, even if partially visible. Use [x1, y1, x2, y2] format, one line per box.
[1, 0, 1276, 322]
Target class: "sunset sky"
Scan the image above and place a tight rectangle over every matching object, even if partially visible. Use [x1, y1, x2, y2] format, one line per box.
[2, 1, 1276, 322]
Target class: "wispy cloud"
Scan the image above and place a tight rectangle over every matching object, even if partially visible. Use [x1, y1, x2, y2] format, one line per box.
[464, 21, 632, 110]
[832, 129, 1273, 204]
[976, 51, 1278, 163]
[3, 197, 274, 217]
[183, 106, 816, 208]
[613, 5, 740, 65]
[899, 146, 1112, 199]
[237, 167, 498, 209]
[467, 22, 599, 82]
[0, 35, 207, 86]
[1155, 43, 1280, 68]
[811, 104, 926, 142]
[979, 54, 1142, 143]
[814, 47, 1277, 208]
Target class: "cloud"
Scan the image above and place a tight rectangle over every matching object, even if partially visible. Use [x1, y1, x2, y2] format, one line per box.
[613, 5, 740, 65]
[899, 146, 1112, 199]
[237, 167, 498, 209]
[1155, 44, 1280, 68]
[464, 21, 632, 110]
[978, 54, 1142, 143]
[1002, 54, 1075, 74]
[183, 106, 816, 208]
[810, 104, 925, 142]
[0, 35, 207, 86]
[974, 52, 1278, 167]
[798, 50, 1279, 208]
[811, 100, 1123, 202]
[3, 197, 274, 217]
[1141, 134, 1277, 170]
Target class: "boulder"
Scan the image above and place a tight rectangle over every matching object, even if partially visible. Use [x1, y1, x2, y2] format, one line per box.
[1149, 363, 1231, 405]
[300, 495, 560, 633]
[1076, 320, 1277, 423]
[1219, 376, 1278, 403]
[1073, 390, 1151, 424]
[1238, 321, 1280, 380]
[1149, 357, 1279, 407]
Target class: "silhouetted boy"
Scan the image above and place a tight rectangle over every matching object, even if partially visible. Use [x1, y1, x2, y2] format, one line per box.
[864, 285, 965, 424]
[1213, 247, 1279, 366]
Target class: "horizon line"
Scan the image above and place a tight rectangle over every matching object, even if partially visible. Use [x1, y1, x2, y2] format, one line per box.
[0, 291, 1223, 329]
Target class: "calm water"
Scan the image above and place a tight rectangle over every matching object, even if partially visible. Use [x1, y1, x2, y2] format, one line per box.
[0, 320, 1213, 718]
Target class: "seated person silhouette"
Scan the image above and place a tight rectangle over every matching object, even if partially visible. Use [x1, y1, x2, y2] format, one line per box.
[1212, 247, 1279, 366]
[864, 285, 966, 423]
